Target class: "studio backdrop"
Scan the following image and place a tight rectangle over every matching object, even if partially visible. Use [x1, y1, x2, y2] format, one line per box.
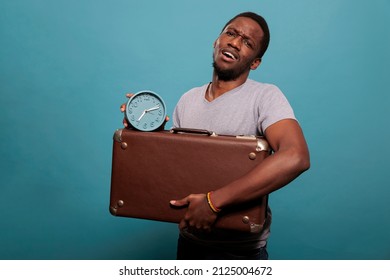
[0, 0, 389, 259]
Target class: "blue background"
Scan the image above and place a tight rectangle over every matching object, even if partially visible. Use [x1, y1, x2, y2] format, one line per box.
[1, 0, 389, 260]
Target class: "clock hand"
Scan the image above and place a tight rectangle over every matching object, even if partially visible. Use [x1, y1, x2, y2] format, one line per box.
[137, 106, 160, 121]
[145, 105, 160, 112]
[137, 110, 146, 121]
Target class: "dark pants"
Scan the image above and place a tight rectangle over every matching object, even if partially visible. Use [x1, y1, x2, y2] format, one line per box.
[176, 235, 269, 260]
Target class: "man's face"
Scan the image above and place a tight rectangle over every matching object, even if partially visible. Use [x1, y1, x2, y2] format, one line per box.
[213, 17, 264, 81]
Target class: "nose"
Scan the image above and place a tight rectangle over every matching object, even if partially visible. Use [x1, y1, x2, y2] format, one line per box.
[228, 36, 242, 50]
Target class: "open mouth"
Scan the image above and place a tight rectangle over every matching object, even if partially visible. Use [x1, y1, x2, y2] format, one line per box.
[222, 50, 238, 61]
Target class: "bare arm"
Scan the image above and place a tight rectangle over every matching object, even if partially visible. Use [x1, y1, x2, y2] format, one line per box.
[171, 119, 310, 230]
[213, 119, 310, 208]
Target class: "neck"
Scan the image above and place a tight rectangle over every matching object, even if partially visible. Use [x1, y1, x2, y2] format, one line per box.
[206, 72, 248, 101]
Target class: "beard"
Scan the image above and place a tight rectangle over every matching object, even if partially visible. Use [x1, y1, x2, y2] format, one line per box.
[212, 59, 252, 81]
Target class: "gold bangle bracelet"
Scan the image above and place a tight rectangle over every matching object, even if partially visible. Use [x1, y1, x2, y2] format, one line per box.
[206, 191, 221, 213]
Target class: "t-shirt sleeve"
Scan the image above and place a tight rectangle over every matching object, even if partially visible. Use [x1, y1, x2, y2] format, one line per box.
[172, 90, 189, 128]
[257, 85, 296, 135]
[172, 104, 180, 128]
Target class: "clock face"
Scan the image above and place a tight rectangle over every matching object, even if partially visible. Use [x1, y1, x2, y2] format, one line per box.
[125, 91, 167, 131]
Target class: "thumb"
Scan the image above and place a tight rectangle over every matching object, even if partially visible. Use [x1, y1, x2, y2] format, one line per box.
[170, 197, 189, 207]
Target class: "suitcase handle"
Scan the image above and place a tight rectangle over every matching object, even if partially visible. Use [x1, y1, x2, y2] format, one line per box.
[170, 127, 217, 136]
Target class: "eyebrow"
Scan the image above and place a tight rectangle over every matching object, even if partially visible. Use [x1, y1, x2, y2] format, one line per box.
[226, 27, 257, 46]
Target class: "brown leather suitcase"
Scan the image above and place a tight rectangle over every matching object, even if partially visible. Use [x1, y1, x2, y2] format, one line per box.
[109, 128, 271, 233]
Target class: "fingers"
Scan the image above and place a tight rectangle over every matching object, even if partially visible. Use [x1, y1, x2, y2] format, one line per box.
[120, 93, 133, 112]
[120, 93, 134, 127]
[170, 197, 189, 207]
[120, 103, 126, 112]
[121, 103, 129, 126]
[122, 118, 128, 127]
[178, 218, 212, 231]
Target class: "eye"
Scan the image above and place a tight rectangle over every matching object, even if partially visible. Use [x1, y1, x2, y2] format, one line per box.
[225, 30, 236, 37]
[243, 39, 253, 49]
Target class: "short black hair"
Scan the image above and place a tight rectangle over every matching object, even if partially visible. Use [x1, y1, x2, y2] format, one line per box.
[221, 12, 270, 59]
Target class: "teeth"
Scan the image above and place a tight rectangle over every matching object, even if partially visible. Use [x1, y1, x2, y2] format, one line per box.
[223, 51, 235, 59]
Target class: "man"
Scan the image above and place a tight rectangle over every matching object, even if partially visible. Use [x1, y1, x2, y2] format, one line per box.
[121, 12, 310, 260]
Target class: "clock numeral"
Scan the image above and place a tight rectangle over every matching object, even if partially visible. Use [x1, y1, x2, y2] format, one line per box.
[143, 123, 147, 129]
[150, 122, 154, 127]
[158, 110, 163, 116]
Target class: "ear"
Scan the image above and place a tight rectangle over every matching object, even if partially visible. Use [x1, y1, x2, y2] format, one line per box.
[250, 58, 261, 70]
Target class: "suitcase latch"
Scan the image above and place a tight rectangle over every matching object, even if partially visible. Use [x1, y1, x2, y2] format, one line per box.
[242, 215, 262, 233]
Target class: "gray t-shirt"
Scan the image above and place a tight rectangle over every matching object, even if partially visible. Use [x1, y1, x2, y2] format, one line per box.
[172, 79, 296, 249]
[173, 79, 296, 136]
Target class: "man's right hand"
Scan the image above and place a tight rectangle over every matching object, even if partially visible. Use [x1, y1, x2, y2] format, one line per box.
[120, 93, 134, 127]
